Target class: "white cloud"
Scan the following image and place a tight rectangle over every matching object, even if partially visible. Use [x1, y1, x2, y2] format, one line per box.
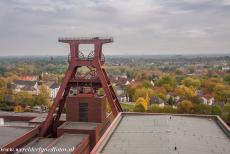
[0, 0, 229, 55]
[183, 29, 207, 38]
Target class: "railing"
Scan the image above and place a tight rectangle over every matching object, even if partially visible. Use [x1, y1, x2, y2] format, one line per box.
[68, 51, 105, 62]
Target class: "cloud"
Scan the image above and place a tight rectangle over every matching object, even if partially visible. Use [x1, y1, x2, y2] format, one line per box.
[0, 0, 229, 55]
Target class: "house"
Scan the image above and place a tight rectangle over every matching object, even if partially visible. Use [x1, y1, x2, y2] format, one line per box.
[49, 82, 60, 99]
[116, 85, 130, 103]
[109, 75, 130, 102]
[150, 96, 165, 108]
[200, 94, 215, 105]
[167, 92, 180, 104]
[43, 81, 60, 99]
[20, 75, 37, 81]
[11, 80, 38, 95]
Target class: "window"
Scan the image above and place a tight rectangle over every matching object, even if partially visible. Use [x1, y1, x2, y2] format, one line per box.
[79, 103, 88, 122]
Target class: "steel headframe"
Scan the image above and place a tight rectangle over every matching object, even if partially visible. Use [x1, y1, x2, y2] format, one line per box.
[40, 37, 123, 137]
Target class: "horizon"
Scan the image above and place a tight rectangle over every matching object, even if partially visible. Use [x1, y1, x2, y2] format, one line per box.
[0, 52, 230, 58]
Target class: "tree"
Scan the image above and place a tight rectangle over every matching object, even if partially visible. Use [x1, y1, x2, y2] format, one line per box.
[211, 105, 222, 116]
[213, 84, 230, 103]
[175, 69, 183, 75]
[163, 105, 175, 113]
[13, 91, 34, 106]
[133, 87, 153, 101]
[34, 85, 51, 106]
[224, 75, 230, 84]
[181, 77, 201, 89]
[202, 78, 222, 94]
[124, 85, 135, 101]
[167, 97, 174, 105]
[176, 85, 196, 101]
[135, 97, 148, 110]
[133, 103, 145, 112]
[141, 80, 153, 88]
[223, 103, 230, 124]
[149, 104, 161, 113]
[0, 77, 7, 89]
[177, 100, 193, 114]
[193, 104, 211, 115]
[0, 89, 6, 102]
[0, 66, 6, 76]
[157, 74, 176, 92]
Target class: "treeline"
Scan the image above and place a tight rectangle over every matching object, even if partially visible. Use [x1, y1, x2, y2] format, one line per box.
[0, 84, 51, 111]
[132, 101, 230, 125]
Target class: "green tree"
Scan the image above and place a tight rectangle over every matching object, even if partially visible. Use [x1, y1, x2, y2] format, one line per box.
[193, 104, 211, 115]
[223, 103, 230, 124]
[167, 97, 174, 105]
[149, 104, 161, 113]
[133, 103, 145, 112]
[157, 74, 176, 92]
[176, 85, 196, 101]
[213, 84, 230, 103]
[177, 100, 194, 114]
[34, 85, 50, 106]
[13, 91, 34, 106]
[133, 87, 153, 101]
[163, 105, 175, 113]
[224, 75, 230, 84]
[211, 105, 222, 116]
[181, 77, 201, 89]
[0, 66, 6, 76]
[124, 85, 135, 102]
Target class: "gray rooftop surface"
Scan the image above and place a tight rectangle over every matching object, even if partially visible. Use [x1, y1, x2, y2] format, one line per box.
[15, 138, 55, 154]
[61, 121, 99, 130]
[44, 134, 89, 154]
[0, 126, 33, 147]
[99, 115, 230, 154]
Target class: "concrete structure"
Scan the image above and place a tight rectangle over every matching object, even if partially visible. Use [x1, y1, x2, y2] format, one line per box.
[92, 113, 230, 154]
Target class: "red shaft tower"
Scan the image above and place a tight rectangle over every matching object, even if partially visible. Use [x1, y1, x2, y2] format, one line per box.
[40, 37, 122, 137]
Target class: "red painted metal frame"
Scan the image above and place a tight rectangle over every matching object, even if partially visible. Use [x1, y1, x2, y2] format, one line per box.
[40, 37, 122, 137]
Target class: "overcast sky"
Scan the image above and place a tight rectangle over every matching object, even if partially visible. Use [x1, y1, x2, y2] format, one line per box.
[0, 0, 230, 56]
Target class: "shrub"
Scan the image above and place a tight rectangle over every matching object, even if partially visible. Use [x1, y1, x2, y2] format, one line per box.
[133, 103, 145, 112]
[149, 104, 161, 113]
[211, 105, 222, 116]
[193, 104, 211, 115]
[177, 100, 193, 114]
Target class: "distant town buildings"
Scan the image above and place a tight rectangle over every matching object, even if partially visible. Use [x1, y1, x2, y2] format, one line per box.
[11, 80, 38, 95]
[11, 79, 60, 99]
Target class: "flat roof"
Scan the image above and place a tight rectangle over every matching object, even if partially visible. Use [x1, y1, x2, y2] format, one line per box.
[0, 126, 33, 148]
[60, 121, 99, 130]
[15, 138, 55, 154]
[44, 134, 89, 154]
[94, 114, 230, 154]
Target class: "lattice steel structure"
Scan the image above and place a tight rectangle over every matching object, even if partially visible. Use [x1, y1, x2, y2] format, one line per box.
[40, 37, 122, 136]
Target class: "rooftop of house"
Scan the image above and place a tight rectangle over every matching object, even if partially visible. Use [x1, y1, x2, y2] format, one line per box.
[13, 80, 37, 86]
[49, 82, 60, 89]
[201, 94, 214, 100]
[92, 113, 230, 154]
